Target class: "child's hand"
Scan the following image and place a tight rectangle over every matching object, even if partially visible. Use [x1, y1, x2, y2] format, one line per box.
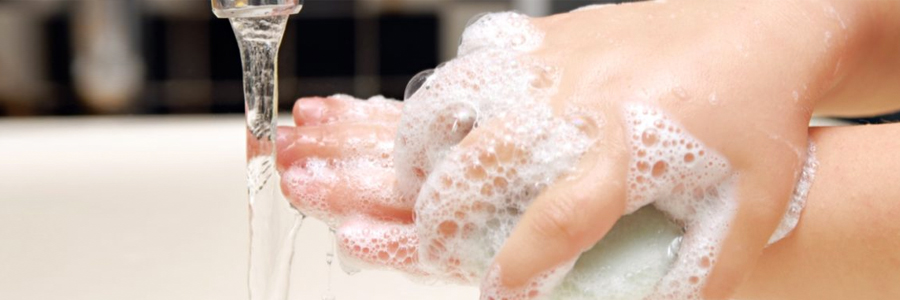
[277, 0, 900, 299]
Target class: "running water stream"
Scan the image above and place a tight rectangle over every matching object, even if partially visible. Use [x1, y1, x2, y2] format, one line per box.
[231, 15, 304, 300]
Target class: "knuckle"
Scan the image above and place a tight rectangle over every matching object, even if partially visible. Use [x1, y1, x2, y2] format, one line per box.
[527, 193, 585, 249]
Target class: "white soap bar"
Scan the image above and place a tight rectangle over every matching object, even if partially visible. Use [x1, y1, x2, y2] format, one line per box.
[550, 206, 682, 300]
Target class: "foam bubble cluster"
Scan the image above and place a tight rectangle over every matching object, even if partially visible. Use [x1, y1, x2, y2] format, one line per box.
[393, 12, 599, 294]
[622, 103, 733, 217]
[336, 219, 423, 276]
[620, 103, 737, 300]
[281, 95, 400, 227]
[769, 142, 818, 243]
[457, 12, 543, 57]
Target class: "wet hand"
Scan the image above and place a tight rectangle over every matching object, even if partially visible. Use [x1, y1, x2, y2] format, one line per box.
[276, 0, 869, 298]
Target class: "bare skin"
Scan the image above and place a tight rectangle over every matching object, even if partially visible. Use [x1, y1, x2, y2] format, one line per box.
[736, 123, 900, 300]
[506, 1, 900, 298]
[276, 0, 900, 299]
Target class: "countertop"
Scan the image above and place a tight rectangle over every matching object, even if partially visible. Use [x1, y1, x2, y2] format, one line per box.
[0, 116, 477, 300]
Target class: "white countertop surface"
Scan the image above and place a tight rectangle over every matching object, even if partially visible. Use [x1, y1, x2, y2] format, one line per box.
[0, 116, 477, 300]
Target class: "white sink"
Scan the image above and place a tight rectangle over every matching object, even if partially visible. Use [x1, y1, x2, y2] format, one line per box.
[0, 116, 476, 300]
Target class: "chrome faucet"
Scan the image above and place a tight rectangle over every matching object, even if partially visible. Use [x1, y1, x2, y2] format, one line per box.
[211, 0, 303, 18]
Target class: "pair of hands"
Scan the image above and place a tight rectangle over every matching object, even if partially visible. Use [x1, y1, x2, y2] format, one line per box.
[276, 0, 897, 299]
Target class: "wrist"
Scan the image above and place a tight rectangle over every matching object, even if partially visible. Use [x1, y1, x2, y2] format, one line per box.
[781, 0, 899, 116]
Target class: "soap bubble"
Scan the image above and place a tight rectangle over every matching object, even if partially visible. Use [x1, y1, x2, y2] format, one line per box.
[465, 12, 490, 29]
[404, 69, 434, 100]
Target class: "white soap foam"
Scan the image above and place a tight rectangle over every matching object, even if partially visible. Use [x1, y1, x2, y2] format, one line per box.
[457, 12, 543, 57]
[569, 3, 616, 13]
[622, 103, 737, 300]
[336, 219, 424, 276]
[768, 141, 818, 244]
[622, 103, 733, 216]
[281, 95, 400, 228]
[393, 12, 600, 297]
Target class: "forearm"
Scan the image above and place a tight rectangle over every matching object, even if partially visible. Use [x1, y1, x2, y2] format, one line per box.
[808, 0, 900, 117]
[725, 0, 900, 118]
[735, 123, 900, 300]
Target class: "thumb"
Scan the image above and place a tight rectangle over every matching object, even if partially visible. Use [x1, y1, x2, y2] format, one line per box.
[481, 149, 629, 299]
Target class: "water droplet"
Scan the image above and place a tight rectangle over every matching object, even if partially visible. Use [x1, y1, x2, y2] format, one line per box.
[699, 256, 711, 269]
[653, 119, 665, 129]
[684, 153, 695, 163]
[652, 161, 668, 177]
[530, 66, 556, 90]
[792, 90, 800, 102]
[708, 92, 719, 105]
[324, 229, 337, 300]
[567, 114, 601, 139]
[641, 128, 659, 146]
[451, 104, 478, 136]
[667, 236, 682, 259]
[636, 161, 651, 173]
[404, 69, 434, 100]
[339, 258, 361, 276]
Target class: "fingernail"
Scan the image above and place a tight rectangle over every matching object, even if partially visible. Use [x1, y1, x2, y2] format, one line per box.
[276, 127, 294, 150]
[480, 264, 538, 300]
[298, 98, 327, 124]
[275, 127, 296, 172]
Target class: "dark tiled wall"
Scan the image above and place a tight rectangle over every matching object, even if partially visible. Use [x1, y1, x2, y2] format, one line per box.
[24, 0, 897, 124]
[22, 2, 440, 115]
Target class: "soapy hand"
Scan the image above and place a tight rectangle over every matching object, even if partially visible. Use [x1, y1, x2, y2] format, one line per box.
[276, 0, 892, 299]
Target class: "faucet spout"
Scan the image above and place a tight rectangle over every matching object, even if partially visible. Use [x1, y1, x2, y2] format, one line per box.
[211, 0, 303, 19]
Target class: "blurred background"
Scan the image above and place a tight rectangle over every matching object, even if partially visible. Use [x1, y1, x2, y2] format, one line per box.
[0, 0, 639, 117]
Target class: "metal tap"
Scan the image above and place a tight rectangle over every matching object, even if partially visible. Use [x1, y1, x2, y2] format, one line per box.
[211, 0, 303, 18]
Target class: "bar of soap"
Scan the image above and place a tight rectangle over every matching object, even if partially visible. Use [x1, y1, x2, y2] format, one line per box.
[549, 206, 682, 300]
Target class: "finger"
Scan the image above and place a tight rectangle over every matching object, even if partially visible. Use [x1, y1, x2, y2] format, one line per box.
[293, 96, 403, 127]
[410, 113, 613, 286]
[246, 128, 274, 160]
[410, 116, 539, 281]
[275, 123, 395, 173]
[484, 151, 629, 298]
[335, 217, 427, 276]
[702, 152, 800, 299]
[280, 160, 412, 226]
